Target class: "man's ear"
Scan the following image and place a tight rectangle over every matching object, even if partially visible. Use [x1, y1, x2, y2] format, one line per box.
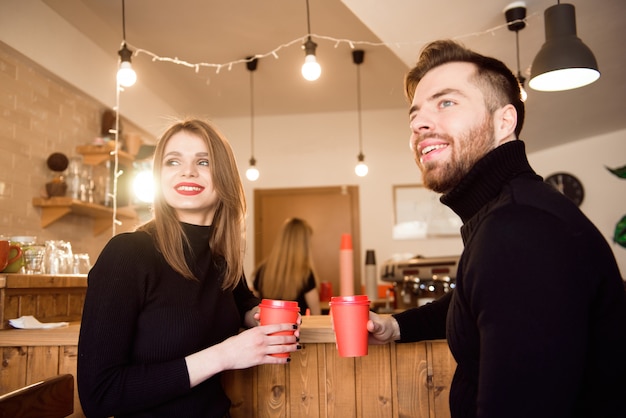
[494, 104, 517, 143]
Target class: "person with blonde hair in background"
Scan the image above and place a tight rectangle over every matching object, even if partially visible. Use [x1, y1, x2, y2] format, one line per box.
[253, 217, 321, 315]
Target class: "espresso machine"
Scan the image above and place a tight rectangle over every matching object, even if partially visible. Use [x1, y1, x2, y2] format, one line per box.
[381, 255, 459, 310]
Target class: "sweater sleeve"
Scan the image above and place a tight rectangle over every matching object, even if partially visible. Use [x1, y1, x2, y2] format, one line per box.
[393, 291, 450, 342]
[234, 274, 261, 325]
[77, 233, 191, 417]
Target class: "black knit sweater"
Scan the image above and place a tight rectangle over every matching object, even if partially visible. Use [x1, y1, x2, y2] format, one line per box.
[393, 141, 626, 417]
[78, 223, 260, 417]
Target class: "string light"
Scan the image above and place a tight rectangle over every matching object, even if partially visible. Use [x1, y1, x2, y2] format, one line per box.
[123, 14, 539, 80]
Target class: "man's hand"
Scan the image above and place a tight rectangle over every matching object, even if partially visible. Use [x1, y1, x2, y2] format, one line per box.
[367, 311, 401, 344]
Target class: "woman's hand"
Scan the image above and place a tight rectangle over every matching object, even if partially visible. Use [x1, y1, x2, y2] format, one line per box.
[185, 322, 300, 387]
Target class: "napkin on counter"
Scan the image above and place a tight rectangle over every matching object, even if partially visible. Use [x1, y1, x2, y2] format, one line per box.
[8, 315, 69, 329]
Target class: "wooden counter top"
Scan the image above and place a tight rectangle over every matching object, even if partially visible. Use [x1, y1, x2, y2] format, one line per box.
[0, 315, 345, 347]
[0, 274, 87, 289]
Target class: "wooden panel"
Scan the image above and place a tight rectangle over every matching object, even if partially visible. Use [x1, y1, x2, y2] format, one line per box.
[358, 344, 393, 417]
[2, 288, 87, 328]
[26, 346, 59, 384]
[58, 346, 80, 418]
[322, 344, 357, 416]
[223, 366, 256, 418]
[395, 343, 430, 418]
[427, 341, 455, 418]
[0, 347, 28, 393]
[288, 343, 320, 418]
[256, 363, 288, 418]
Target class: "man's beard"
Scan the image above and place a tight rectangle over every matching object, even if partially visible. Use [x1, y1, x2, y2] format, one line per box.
[418, 116, 496, 194]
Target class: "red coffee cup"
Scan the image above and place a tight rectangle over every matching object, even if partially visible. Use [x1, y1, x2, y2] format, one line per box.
[259, 299, 300, 358]
[330, 295, 370, 357]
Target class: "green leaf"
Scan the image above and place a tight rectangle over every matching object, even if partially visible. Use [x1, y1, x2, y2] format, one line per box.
[605, 165, 626, 179]
[615, 215, 626, 248]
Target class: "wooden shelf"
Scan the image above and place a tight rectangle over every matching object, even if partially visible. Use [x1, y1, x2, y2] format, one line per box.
[32, 197, 137, 236]
[75, 144, 134, 166]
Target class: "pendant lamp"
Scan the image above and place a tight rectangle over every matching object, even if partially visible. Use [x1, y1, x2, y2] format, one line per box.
[529, 3, 599, 91]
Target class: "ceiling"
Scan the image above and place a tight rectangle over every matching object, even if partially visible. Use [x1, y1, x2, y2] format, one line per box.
[42, 0, 625, 154]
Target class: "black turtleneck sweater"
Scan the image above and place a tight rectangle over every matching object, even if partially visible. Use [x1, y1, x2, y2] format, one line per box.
[78, 223, 260, 418]
[393, 141, 626, 418]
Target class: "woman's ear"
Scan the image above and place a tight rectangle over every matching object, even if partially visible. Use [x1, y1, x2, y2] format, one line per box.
[494, 104, 517, 143]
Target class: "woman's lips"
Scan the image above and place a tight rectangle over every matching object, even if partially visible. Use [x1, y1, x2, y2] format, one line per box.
[174, 183, 205, 195]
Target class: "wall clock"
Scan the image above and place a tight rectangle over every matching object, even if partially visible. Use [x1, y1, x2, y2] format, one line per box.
[544, 172, 585, 206]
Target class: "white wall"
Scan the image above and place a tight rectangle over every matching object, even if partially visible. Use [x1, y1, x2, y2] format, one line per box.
[2, 0, 623, 283]
[528, 130, 626, 276]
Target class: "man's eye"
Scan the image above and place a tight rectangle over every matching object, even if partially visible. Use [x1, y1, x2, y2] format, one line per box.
[440, 100, 454, 108]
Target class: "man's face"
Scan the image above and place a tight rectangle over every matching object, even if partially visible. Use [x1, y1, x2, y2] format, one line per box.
[408, 62, 498, 194]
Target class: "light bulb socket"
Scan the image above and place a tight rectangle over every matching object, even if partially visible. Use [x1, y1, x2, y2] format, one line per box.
[303, 37, 318, 56]
[249, 157, 257, 166]
[357, 152, 365, 162]
[118, 43, 133, 63]
[504, 2, 526, 32]
[246, 57, 258, 72]
[352, 49, 364, 65]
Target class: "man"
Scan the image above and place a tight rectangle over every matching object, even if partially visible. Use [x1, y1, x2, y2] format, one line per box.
[368, 40, 626, 417]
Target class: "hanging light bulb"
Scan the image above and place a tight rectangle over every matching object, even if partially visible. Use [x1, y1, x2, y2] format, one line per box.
[355, 153, 368, 177]
[117, 43, 136, 87]
[352, 50, 368, 177]
[246, 157, 260, 181]
[529, 3, 600, 91]
[301, 37, 321, 81]
[504, 2, 528, 102]
[245, 57, 260, 181]
[116, 0, 136, 87]
[300, 0, 321, 81]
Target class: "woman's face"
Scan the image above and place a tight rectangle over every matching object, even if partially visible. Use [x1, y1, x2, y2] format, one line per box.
[160, 130, 219, 225]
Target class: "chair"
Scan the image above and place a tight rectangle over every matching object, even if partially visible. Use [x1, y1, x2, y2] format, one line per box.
[0, 374, 74, 418]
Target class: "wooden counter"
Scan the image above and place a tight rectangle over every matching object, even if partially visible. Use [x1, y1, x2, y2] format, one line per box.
[0, 274, 87, 329]
[0, 316, 455, 418]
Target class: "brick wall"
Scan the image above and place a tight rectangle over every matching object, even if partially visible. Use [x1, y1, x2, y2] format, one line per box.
[0, 41, 155, 264]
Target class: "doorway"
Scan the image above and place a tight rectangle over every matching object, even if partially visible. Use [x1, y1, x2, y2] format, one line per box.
[254, 185, 361, 297]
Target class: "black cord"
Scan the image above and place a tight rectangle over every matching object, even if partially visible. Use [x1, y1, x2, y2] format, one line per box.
[249, 69, 255, 158]
[356, 63, 363, 153]
[121, 0, 127, 41]
[305, 0, 312, 35]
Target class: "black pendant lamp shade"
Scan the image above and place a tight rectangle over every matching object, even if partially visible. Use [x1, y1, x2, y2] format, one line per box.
[529, 3, 599, 91]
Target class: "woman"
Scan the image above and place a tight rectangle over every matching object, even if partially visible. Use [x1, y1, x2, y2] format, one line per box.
[78, 119, 300, 418]
[253, 218, 321, 315]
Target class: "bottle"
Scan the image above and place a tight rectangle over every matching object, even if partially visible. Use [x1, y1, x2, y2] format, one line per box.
[364, 249, 378, 301]
[339, 234, 354, 296]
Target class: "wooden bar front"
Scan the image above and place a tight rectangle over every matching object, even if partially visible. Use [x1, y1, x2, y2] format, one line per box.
[0, 316, 456, 418]
[0, 274, 88, 329]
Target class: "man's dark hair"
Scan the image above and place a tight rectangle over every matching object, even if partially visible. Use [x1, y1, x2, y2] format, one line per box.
[404, 39, 525, 138]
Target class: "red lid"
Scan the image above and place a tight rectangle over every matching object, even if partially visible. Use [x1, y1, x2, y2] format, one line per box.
[260, 299, 300, 311]
[340, 233, 352, 250]
[330, 295, 370, 304]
